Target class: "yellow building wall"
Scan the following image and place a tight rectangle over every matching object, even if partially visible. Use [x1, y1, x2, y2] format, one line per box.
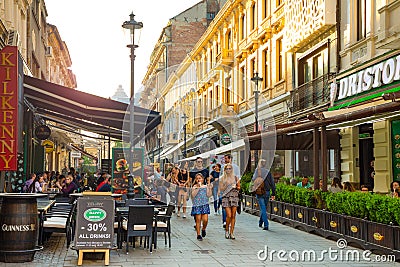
[373, 120, 391, 193]
[340, 127, 359, 183]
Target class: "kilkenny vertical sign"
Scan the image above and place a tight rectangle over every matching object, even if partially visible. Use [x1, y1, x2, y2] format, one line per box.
[0, 46, 18, 170]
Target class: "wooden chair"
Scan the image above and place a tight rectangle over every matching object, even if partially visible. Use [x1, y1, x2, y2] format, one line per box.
[122, 205, 155, 253]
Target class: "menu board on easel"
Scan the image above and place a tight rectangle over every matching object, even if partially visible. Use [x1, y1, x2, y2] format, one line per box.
[111, 148, 144, 195]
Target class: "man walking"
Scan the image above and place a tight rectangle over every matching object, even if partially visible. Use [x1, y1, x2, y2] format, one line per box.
[252, 159, 275, 230]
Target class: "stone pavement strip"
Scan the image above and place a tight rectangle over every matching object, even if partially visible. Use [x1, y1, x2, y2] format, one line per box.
[3, 210, 400, 267]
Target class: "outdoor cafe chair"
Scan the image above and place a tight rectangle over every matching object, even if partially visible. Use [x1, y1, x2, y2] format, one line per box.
[122, 205, 155, 253]
[153, 203, 174, 248]
[41, 200, 77, 248]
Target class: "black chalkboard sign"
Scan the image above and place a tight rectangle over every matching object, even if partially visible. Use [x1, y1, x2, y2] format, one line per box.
[75, 196, 114, 249]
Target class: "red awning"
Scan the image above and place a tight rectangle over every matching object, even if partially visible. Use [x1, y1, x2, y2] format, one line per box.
[23, 75, 160, 140]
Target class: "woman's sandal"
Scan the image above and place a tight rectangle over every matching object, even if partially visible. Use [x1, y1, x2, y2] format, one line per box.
[225, 231, 230, 239]
[230, 233, 235, 240]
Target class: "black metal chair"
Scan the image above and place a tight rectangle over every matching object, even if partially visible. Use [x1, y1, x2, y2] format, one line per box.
[41, 201, 77, 248]
[154, 203, 174, 248]
[122, 205, 155, 253]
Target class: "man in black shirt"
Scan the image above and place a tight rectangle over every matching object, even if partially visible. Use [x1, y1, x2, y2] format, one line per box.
[189, 157, 209, 185]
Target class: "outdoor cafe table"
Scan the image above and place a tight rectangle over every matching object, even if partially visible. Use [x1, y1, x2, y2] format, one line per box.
[115, 206, 163, 249]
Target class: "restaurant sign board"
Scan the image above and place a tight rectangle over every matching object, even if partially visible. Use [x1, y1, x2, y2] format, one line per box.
[35, 125, 51, 140]
[0, 46, 18, 170]
[330, 53, 400, 110]
[75, 196, 114, 249]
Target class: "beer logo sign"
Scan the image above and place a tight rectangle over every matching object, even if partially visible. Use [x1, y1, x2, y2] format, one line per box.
[84, 208, 106, 222]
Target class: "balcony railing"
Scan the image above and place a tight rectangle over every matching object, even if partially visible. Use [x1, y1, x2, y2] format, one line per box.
[215, 49, 234, 69]
[289, 73, 335, 114]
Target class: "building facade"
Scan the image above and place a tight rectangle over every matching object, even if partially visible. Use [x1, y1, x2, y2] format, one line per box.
[329, 0, 400, 192]
[141, 0, 227, 164]
[0, 0, 79, 190]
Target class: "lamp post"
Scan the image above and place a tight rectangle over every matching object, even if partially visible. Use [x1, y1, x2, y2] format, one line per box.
[251, 72, 263, 166]
[157, 130, 162, 163]
[122, 12, 143, 199]
[182, 114, 188, 158]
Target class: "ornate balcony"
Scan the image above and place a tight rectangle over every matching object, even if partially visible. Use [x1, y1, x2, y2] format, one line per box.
[289, 73, 335, 115]
[215, 49, 234, 70]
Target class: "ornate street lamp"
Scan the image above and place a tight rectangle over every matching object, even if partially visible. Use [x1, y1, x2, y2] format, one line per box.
[157, 130, 162, 163]
[251, 72, 263, 166]
[182, 114, 188, 158]
[122, 12, 143, 199]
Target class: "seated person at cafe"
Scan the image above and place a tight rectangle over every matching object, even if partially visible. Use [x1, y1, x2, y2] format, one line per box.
[23, 173, 36, 193]
[56, 174, 78, 196]
[95, 173, 108, 191]
[34, 173, 46, 193]
[297, 177, 312, 189]
[97, 175, 111, 192]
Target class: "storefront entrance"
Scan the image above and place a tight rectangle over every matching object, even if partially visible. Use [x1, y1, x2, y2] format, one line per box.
[359, 124, 374, 190]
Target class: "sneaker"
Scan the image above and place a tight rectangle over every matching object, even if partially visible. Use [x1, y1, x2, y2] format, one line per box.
[259, 222, 263, 228]
[215, 212, 218, 215]
[177, 212, 180, 217]
[201, 229, 206, 237]
[197, 235, 203, 241]
[182, 214, 186, 218]
[230, 233, 235, 240]
[222, 222, 226, 229]
[263, 227, 269, 231]
[225, 231, 230, 239]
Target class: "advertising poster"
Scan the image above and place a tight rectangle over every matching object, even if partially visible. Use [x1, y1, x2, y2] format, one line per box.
[75, 196, 114, 249]
[111, 148, 144, 194]
[392, 120, 400, 180]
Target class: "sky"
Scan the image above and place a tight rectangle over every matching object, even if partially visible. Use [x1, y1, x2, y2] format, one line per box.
[45, 0, 201, 98]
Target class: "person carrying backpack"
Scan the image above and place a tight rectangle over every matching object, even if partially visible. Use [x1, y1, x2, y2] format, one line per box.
[252, 159, 275, 231]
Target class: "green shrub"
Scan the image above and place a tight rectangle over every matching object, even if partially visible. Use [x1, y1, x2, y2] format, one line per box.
[240, 171, 254, 195]
[251, 179, 400, 226]
[366, 194, 395, 224]
[294, 187, 315, 207]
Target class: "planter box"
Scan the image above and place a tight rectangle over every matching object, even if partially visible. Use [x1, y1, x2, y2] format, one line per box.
[394, 226, 400, 251]
[366, 220, 395, 250]
[324, 211, 344, 240]
[269, 200, 283, 223]
[343, 216, 366, 241]
[307, 208, 325, 237]
[292, 204, 309, 225]
[282, 202, 295, 221]
[243, 195, 252, 213]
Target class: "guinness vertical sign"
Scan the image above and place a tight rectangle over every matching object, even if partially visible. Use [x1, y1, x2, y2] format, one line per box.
[0, 46, 18, 170]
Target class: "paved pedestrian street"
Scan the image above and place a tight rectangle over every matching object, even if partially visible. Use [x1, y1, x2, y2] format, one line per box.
[8, 211, 400, 267]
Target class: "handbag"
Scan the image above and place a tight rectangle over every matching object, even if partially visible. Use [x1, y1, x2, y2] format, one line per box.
[250, 168, 264, 194]
[237, 190, 243, 214]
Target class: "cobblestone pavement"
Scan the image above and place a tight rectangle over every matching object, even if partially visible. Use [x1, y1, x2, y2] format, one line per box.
[2, 210, 400, 266]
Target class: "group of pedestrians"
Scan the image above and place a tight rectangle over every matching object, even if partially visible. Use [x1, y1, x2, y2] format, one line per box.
[152, 153, 277, 242]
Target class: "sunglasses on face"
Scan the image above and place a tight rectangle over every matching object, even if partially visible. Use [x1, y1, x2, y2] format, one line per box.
[225, 168, 232, 170]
